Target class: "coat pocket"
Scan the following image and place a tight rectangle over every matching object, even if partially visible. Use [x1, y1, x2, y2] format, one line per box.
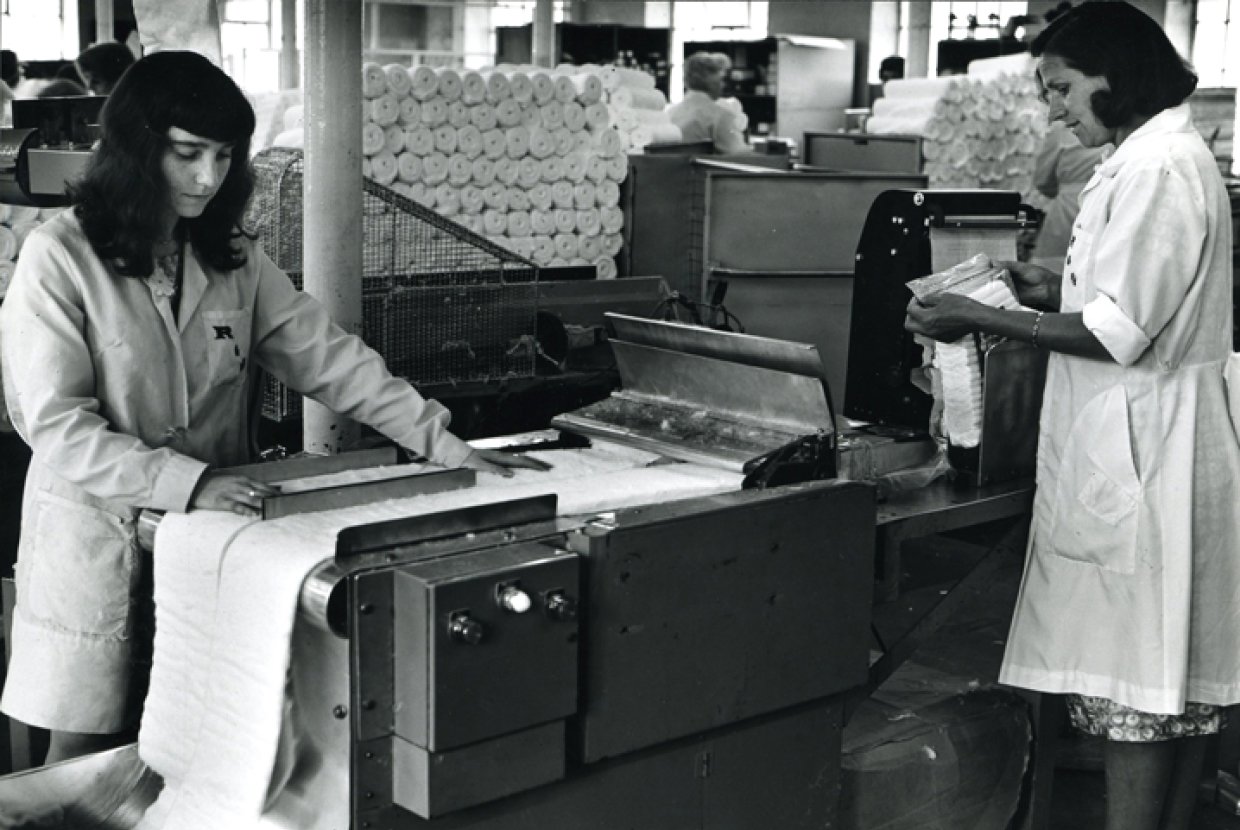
[203, 308, 252, 388]
[1046, 385, 1141, 574]
[19, 490, 140, 639]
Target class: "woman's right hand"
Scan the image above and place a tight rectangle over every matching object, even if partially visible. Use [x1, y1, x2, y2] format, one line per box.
[190, 471, 281, 517]
[1000, 260, 1061, 310]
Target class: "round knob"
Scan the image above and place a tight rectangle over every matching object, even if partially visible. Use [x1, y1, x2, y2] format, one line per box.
[498, 586, 532, 614]
[448, 614, 485, 645]
[544, 591, 578, 622]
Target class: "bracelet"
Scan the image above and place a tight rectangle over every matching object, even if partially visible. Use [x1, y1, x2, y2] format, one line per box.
[1031, 310, 1045, 348]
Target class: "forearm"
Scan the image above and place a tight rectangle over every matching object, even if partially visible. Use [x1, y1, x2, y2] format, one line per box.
[977, 305, 1113, 361]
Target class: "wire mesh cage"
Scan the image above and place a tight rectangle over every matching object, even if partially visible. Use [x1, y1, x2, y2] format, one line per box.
[246, 147, 540, 421]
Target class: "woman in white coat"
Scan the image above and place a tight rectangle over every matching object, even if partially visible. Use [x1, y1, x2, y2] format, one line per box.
[0, 51, 544, 765]
[665, 52, 749, 155]
[905, 5, 1239, 829]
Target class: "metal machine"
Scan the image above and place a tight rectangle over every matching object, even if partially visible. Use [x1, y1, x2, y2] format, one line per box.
[0, 318, 875, 829]
[0, 96, 103, 207]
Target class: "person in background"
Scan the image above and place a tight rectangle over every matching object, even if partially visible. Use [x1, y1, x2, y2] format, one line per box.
[870, 54, 906, 105]
[37, 78, 88, 98]
[665, 51, 749, 154]
[0, 50, 547, 766]
[75, 41, 136, 96]
[905, 5, 1239, 829]
[1028, 120, 1104, 269]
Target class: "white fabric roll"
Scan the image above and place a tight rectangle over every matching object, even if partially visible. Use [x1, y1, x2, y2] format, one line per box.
[419, 98, 448, 127]
[0, 226, 17, 261]
[594, 256, 618, 279]
[470, 157, 496, 187]
[539, 157, 564, 183]
[404, 126, 435, 156]
[495, 98, 523, 128]
[529, 209, 555, 236]
[469, 104, 498, 132]
[447, 101, 471, 129]
[461, 70, 487, 105]
[584, 102, 610, 130]
[510, 237, 535, 259]
[457, 125, 483, 159]
[484, 71, 512, 103]
[369, 151, 398, 185]
[552, 74, 576, 104]
[540, 101, 565, 130]
[409, 65, 439, 101]
[282, 104, 304, 131]
[550, 180, 575, 209]
[552, 128, 576, 157]
[397, 152, 423, 183]
[461, 214, 484, 235]
[434, 183, 461, 216]
[572, 181, 596, 210]
[631, 122, 682, 148]
[505, 126, 530, 159]
[562, 153, 587, 183]
[369, 94, 400, 127]
[447, 154, 473, 186]
[554, 233, 579, 260]
[409, 182, 433, 208]
[600, 205, 624, 234]
[570, 73, 603, 105]
[494, 157, 520, 186]
[602, 232, 623, 257]
[599, 65, 655, 91]
[605, 156, 627, 183]
[398, 97, 421, 126]
[272, 128, 303, 149]
[520, 103, 543, 129]
[609, 86, 666, 110]
[433, 124, 458, 154]
[506, 210, 532, 238]
[362, 62, 387, 98]
[586, 155, 609, 183]
[438, 69, 463, 102]
[553, 209, 576, 234]
[517, 157, 542, 189]
[579, 234, 603, 262]
[483, 209, 507, 236]
[595, 127, 624, 157]
[507, 187, 532, 212]
[384, 124, 405, 155]
[528, 128, 556, 160]
[482, 128, 506, 160]
[362, 122, 386, 156]
[882, 77, 960, 100]
[422, 152, 449, 185]
[528, 183, 554, 212]
[562, 101, 586, 132]
[508, 71, 533, 104]
[531, 235, 555, 263]
[575, 207, 602, 236]
[362, 157, 372, 178]
[595, 179, 621, 208]
[384, 63, 412, 97]
[482, 182, 509, 211]
[609, 106, 638, 132]
[531, 71, 555, 104]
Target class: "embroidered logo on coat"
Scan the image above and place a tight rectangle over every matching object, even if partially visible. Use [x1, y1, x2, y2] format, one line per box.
[212, 326, 234, 340]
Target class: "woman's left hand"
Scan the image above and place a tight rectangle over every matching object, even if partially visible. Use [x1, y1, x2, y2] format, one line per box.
[460, 448, 554, 478]
[904, 293, 990, 343]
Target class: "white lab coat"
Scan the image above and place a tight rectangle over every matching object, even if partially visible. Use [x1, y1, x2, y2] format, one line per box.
[0, 211, 473, 732]
[665, 91, 749, 154]
[999, 104, 1240, 714]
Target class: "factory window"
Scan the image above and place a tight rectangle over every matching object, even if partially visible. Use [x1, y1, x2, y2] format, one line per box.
[1192, 0, 1235, 86]
[0, 0, 79, 59]
[923, 1, 1027, 76]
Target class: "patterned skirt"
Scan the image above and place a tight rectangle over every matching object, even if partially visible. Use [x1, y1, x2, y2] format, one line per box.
[1067, 694, 1226, 743]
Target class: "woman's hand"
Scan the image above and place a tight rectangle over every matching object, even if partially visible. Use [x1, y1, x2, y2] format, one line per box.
[190, 471, 282, 517]
[999, 260, 1061, 310]
[461, 448, 554, 478]
[904, 293, 992, 343]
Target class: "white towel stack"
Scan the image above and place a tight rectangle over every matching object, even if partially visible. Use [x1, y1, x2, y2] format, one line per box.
[358, 62, 636, 278]
[868, 65, 1046, 194]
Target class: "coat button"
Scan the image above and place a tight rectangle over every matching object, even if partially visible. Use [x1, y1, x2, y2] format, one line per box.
[1066, 256, 1072, 265]
[1070, 273, 1077, 285]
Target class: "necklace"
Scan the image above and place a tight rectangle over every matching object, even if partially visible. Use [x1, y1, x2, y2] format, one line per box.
[150, 248, 182, 300]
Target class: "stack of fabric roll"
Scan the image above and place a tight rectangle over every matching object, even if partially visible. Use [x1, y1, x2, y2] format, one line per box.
[0, 204, 53, 298]
[352, 62, 657, 279]
[867, 60, 1045, 194]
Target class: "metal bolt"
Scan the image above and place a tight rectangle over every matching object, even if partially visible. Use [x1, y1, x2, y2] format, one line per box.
[365, 791, 375, 800]
[365, 751, 374, 759]
[362, 699, 376, 711]
[359, 603, 375, 615]
[333, 705, 348, 719]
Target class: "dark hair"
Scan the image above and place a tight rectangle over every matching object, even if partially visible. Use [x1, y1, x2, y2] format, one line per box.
[38, 78, 87, 98]
[75, 42, 136, 93]
[71, 50, 256, 277]
[1030, 1, 1197, 129]
[1, 50, 19, 88]
[879, 56, 905, 77]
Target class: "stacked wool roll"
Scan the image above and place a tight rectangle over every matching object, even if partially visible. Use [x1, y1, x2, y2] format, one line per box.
[564, 62, 683, 153]
[868, 72, 1046, 193]
[0, 204, 54, 298]
[359, 61, 637, 279]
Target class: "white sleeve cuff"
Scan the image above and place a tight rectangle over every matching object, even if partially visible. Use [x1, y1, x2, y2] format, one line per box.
[151, 452, 211, 513]
[1082, 294, 1151, 367]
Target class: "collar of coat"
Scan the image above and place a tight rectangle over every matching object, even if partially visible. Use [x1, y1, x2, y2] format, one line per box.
[1093, 102, 1196, 180]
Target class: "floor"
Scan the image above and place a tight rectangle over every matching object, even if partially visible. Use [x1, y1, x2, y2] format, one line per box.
[876, 524, 1240, 830]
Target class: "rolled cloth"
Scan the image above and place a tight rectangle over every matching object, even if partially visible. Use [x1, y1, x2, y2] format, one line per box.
[570, 73, 603, 105]
[552, 74, 577, 104]
[496, 98, 523, 128]
[517, 104, 539, 130]
[482, 182, 509, 211]
[528, 128, 556, 160]
[554, 209, 576, 234]
[506, 187, 531, 212]
[517, 157, 542, 189]
[470, 157, 496, 187]
[605, 156, 627, 183]
[550, 180, 575, 209]
[397, 152, 423, 183]
[361, 123, 386, 156]
[437, 69, 463, 102]
[579, 234, 603, 262]
[506, 210, 532, 238]
[561, 153, 587, 183]
[530, 209, 555, 236]
[599, 64, 655, 91]
[369, 151, 397, 185]
[408, 182, 433, 207]
[531, 235, 555, 262]
[531, 71, 555, 104]
[483, 209, 507, 235]
[404, 126, 434, 156]
[494, 157, 519, 185]
[609, 86, 666, 110]
[434, 183, 461, 215]
[572, 182, 596, 210]
[447, 154, 473, 186]
[586, 155, 609, 183]
[562, 101, 587, 133]
[595, 128, 624, 157]
[595, 180, 621, 208]
[456, 184, 483, 215]
[602, 232, 623, 257]
[481, 128, 506, 160]
[421, 152, 449, 185]
[369, 94, 400, 127]
[594, 255, 618, 279]
[528, 183, 553, 212]
[508, 71, 533, 103]
[505, 126, 530, 159]
[433, 124, 458, 155]
[383, 125, 405, 156]
[584, 102, 610, 130]
[540, 101, 565, 130]
[554, 233, 579, 260]
[456, 124, 483, 159]
[600, 205, 624, 234]
[539, 157, 564, 184]
[470, 103, 498, 132]
[409, 65, 439, 100]
[384, 63, 411, 97]
[484, 71, 512, 103]
[461, 70, 487, 105]
[362, 62, 387, 98]
[553, 128, 577, 157]
[419, 98, 448, 127]
[575, 207, 602, 236]
[447, 101, 470, 129]
[398, 97, 421, 126]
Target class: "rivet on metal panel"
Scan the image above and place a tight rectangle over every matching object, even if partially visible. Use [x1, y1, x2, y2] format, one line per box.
[366, 791, 375, 800]
[890, 249, 898, 256]
[913, 192, 925, 206]
[333, 705, 348, 719]
[362, 699, 377, 710]
[360, 603, 375, 615]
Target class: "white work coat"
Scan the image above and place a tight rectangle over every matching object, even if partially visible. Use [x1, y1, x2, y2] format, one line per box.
[665, 91, 749, 154]
[999, 104, 1240, 714]
[0, 211, 473, 732]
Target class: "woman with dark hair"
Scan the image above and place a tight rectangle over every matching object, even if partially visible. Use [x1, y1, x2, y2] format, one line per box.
[906, 4, 1239, 828]
[74, 41, 135, 96]
[0, 50, 542, 765]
